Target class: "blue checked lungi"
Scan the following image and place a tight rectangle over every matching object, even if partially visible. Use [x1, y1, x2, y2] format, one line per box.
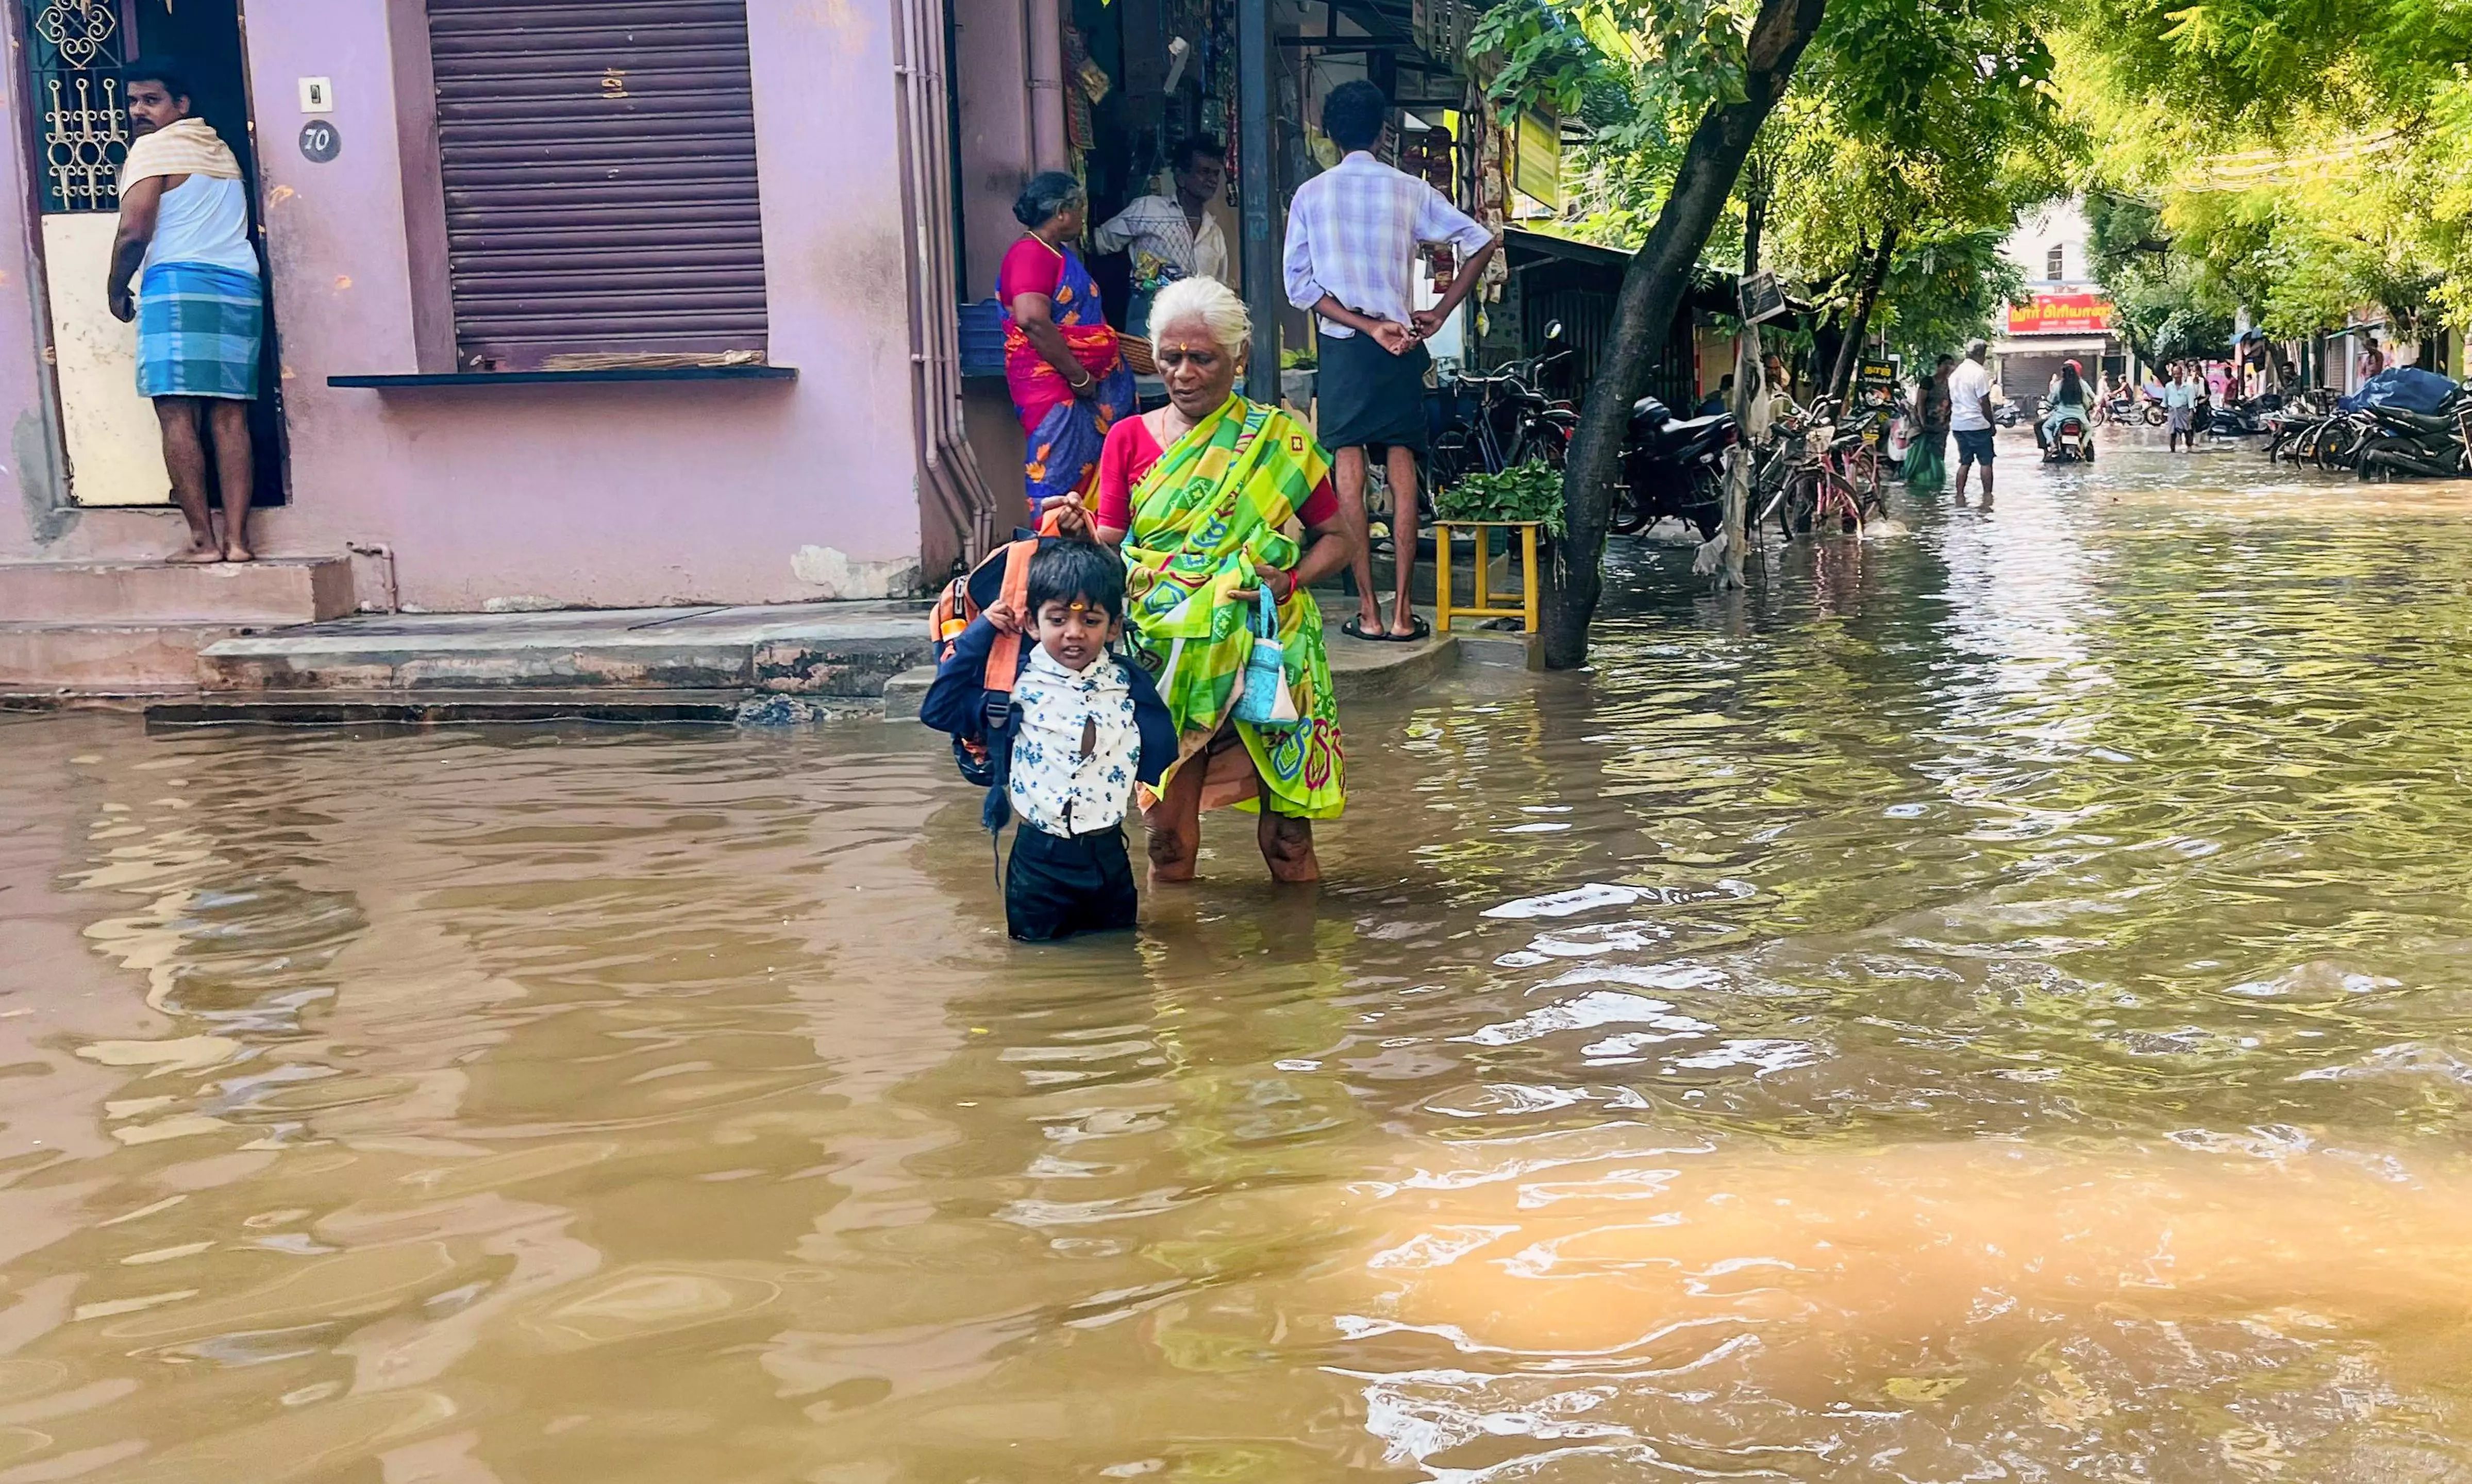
[136, 261, 262, 400]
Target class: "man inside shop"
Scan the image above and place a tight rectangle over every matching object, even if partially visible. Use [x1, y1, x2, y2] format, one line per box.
[1093, 136, 1233, 337]
[1282, 80, 1499, 644]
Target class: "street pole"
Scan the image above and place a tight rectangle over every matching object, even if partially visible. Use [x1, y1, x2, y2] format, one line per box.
[1237, 0, 1277, 402]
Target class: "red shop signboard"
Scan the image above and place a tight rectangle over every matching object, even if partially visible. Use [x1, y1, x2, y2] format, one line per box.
[2008, 293, 2115, 334]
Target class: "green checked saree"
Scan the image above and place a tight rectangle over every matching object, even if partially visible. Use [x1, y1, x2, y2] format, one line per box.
[1122, 396, 1345, 820]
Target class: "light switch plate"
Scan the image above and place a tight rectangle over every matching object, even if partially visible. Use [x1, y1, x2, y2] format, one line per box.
[299, 77, 334, 113]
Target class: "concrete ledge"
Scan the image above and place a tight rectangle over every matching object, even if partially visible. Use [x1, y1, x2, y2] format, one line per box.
[146, 689, 750, 729]
[201, 601, 934, 696]
[1323, 626, 1460, 698]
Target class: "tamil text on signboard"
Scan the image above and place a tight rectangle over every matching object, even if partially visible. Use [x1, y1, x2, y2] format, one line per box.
[2007, 292, 2115, 335]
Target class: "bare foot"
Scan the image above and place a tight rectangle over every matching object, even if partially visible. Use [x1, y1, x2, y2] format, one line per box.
[222, 540, 255, 562]
[168, 543, 224, 564]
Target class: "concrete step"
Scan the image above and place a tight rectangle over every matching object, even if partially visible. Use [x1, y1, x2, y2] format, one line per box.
[145, 689, 750, 729]
[0, 621, 248, 693]
[201, 601, 934, 696]
[0, 556, 354, 625]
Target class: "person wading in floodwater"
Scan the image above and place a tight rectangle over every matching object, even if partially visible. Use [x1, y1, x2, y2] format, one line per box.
[1056, 277, 1356, 882]
[2163, 362, 2199, 453]
[107, 56, 265, 564]
[1947, 339, 1996, 508]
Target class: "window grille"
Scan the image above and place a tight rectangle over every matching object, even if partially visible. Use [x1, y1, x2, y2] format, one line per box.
[27, 0, 130, 213]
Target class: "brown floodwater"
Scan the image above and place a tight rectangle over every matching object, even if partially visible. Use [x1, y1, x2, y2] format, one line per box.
[5, 439, 2472, 1482]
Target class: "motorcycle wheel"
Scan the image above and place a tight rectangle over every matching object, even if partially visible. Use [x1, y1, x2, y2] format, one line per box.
[1685, 466, 1724, 541]
[2143, 405, 2166, 427]
[1610, 481, 1652, 537]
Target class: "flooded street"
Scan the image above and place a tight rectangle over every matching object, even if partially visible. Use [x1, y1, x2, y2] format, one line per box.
[7, 435, 2472, 1481]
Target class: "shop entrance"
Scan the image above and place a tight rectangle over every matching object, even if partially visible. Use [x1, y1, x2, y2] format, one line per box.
[23, 0, 284, 509]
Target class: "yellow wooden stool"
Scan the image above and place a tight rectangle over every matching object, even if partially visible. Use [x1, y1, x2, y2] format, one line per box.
[1431, 520, 1542, 634]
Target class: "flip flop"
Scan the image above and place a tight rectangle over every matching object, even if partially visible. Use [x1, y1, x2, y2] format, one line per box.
[1341, 615, 1387, 642]
[1380, 614, 1431, 643]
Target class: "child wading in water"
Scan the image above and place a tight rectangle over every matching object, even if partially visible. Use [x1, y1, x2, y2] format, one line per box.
[921, 540, 1176, 941]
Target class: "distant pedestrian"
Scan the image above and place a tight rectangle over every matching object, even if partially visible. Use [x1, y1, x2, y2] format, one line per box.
[107, 57, 263, 564]
[2162, 363, 2198, 452]
[1092, 135, 1232, 336]
[1000, 172, 1137, 520]
[1904, 354, 1953, 494]
[1763, 351, 1795, 409]
[2358, 337, 2386, 387]
[1282, 79, 1499, 643]
[1948, 339, 1996, 507]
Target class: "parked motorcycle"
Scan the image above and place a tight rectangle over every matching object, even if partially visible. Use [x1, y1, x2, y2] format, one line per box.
[1993, 402, 2023, 429]
[2354, 401, 2472, 480]
[1614, 394, 1736, 539]
[2102, 394, 2164, 426]
[2205, 397, 2272, 436]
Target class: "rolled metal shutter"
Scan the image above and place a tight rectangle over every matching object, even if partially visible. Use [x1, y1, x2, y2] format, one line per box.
[427, 0, 768, 370]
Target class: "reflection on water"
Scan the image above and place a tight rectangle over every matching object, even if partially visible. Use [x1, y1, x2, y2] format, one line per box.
[4, 443, 2472, 1480]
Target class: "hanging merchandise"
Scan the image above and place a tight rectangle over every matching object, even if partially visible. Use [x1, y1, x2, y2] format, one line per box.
[1399, 125, 1455, 194]
[1467, 84, 1511, 303]
[1062, 25, 1105, 166]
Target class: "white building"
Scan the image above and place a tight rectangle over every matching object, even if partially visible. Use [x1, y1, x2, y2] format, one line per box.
[1993, 198, 2126, 411]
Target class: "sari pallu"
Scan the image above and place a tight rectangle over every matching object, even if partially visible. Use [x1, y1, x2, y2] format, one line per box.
[1003, 244, 1135, 508]
[1123, 397, 1345, 821]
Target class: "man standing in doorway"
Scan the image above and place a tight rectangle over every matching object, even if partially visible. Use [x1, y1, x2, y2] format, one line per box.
[1093, 136, 1233, 337]
[1948, 338, 1996, 508]
[107, 57, 263, 564]
[1282, 80, 1499, 643]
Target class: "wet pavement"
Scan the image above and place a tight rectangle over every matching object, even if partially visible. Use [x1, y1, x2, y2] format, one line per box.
[4, 432, 2472, 1480]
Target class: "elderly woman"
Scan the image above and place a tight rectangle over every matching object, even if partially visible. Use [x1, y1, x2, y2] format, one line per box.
[1000, 171, 1136, 516]
[1055, 277, 1355, 882]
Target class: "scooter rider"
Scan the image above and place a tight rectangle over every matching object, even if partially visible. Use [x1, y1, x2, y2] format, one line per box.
[2037, 360, 2092, 454]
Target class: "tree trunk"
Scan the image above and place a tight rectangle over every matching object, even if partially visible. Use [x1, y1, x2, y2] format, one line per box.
[1826, 225, 1898, 407]
[1541, 0, 1831, 670]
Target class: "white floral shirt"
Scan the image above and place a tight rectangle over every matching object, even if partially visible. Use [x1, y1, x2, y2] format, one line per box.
[1009, 647, 1140, 837]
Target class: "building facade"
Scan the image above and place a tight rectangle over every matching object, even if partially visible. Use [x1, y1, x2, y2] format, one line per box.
[0, 0, 1496, 631]
[1991, 198, 2124, 414]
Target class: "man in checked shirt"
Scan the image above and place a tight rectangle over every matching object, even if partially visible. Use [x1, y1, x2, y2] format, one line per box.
[1283, 80, 1499, 643]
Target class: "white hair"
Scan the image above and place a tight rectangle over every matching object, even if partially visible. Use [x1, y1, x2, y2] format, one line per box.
[1148, 277, 1250, 354]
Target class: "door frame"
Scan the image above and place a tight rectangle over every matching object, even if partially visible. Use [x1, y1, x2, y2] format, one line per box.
[8, 0, 290, 510]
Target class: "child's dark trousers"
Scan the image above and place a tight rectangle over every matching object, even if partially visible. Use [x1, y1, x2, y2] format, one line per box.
[1006, 824, 1139, 941]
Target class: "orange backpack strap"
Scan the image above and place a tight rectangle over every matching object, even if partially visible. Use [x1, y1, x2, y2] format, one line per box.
[981, 536, 1038, 698]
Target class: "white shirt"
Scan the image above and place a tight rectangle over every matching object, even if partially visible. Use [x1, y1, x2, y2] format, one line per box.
[1948, 359, 1994, 431]
[1281, 151, 1492, 337]
[1008, 647, 1140, 837]
[1093, 194, 1230, 290]
[143, 175, 258, 276]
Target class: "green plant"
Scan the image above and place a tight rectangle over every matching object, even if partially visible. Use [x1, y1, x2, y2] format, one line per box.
[1434, 460, 1565, 536]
